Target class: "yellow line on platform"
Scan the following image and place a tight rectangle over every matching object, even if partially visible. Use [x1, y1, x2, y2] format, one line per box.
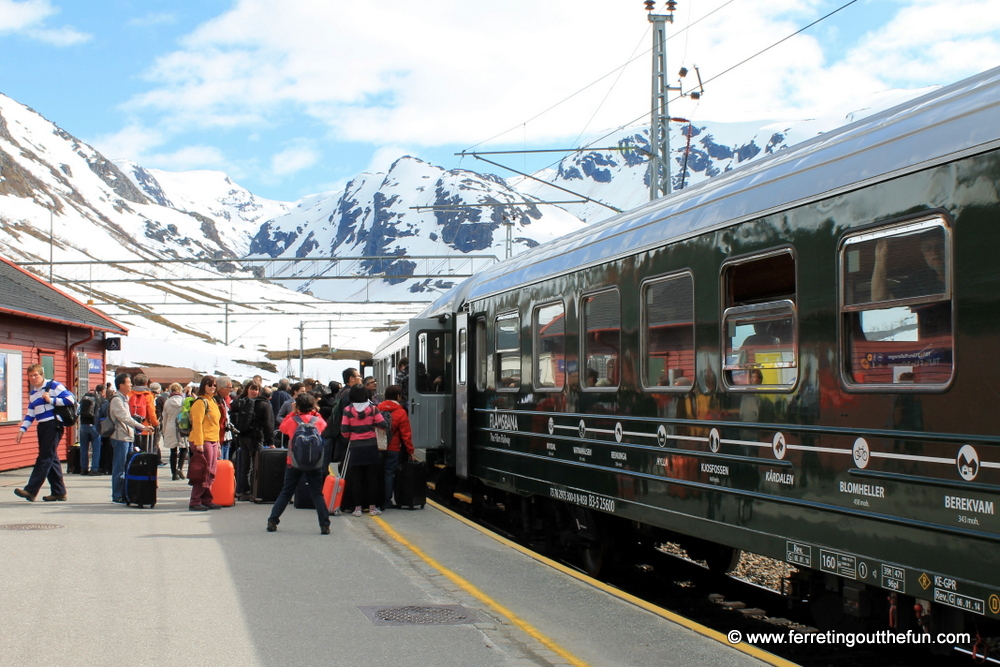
[421, 500, 796, 667]
[373, 514, 589, 667]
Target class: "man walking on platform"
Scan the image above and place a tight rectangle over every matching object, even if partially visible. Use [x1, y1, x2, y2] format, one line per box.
[14, 364, 75, 502]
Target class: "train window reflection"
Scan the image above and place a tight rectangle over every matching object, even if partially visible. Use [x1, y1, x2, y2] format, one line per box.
[458, 327, 467, 386]
[534, 302, 565, 390]
[722, 249, 797, 390]
[416, 331, 452, 394]
[723, 301, 798, 387]
[475, 319, 488, 391]
[495, 313, 520, 391]
[582, 290, 620, 390]
[841, 217, 953, 387]
[642, 273, 694, 391]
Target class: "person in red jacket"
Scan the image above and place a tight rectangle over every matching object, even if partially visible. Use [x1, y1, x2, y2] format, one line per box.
[377, 384, 414, 509]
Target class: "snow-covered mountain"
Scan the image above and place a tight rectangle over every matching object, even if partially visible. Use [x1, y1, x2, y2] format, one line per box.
[247, 156, 585, 300]
[0, 92, 418, 378]
[115, 161, 289, 252]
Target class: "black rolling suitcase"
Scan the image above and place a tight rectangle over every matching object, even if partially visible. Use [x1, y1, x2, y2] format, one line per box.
[67, 444, 81, 474]
[253, 448, 287, 503]
[393, 459, 427, 509]
[125, 433, 158, 508]
[293, 476, 315, 509]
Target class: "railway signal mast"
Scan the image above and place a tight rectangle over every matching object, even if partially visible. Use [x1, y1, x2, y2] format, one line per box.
[646, 1, 679, 200]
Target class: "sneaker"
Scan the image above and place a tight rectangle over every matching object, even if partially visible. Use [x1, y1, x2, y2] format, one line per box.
[320, 525, 330, 535]
[369, 508, 382, 516]
[42, 494, 67, 502]
[14, 488, 36, 502]
[266, 519, 278, 532]
[237, 492, 252, 502]
[352, 507, 362, 517]
[189, 504, 209, 511]
[205, 503, 222, 510]
[332, 509, 342, 516]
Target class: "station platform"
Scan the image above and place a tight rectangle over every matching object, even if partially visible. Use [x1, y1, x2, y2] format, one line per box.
[0, 467, 784, 667]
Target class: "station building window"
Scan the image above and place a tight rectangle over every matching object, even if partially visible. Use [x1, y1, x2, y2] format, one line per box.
[582, 289, 620, 390]
[722, 249, 798, 389]
[495, 313, 520, 391]
[840, 216, 953, 388]
[533, 302, 565, 390]
[641, 272, 695, 391]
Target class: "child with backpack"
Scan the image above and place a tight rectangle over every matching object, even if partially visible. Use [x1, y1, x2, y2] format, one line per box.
[341, 384, 387, 517]
[266, 393, 330, 534]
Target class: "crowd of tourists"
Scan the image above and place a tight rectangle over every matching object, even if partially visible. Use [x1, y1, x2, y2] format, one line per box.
[12, 362, 416, 533]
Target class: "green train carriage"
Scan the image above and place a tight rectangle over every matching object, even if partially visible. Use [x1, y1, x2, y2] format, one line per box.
[375, 66, 1000, 639]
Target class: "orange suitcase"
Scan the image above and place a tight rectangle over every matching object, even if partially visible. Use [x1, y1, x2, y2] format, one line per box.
[211, 459, 236, 507]
[323, 474, 346, 513]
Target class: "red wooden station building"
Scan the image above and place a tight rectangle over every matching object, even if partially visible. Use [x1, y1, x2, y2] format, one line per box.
[0, 256, 127, 472]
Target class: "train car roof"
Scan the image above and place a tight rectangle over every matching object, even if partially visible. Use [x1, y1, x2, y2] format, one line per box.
[455, 65, 1000, 302]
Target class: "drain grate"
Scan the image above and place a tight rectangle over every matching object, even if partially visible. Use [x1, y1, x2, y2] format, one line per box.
[0, 523, 64, 531]
[358, 605, 478, 626]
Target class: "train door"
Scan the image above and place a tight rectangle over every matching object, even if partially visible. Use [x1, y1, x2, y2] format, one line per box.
[455, 312, 469, 478]
[408, 318, 454, 454]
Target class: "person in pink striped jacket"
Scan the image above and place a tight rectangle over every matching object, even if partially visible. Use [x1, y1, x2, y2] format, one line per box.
[340, 384, 386, 516]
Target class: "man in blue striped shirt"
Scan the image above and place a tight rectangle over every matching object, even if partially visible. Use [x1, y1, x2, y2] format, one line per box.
[14, 364, 74, 502]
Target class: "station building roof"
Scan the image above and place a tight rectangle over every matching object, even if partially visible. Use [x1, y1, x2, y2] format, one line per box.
[0, 254, 128, 335]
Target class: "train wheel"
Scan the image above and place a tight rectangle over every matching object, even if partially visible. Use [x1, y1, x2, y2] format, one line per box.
[581, 541, 608, 578]
[703, 545, 741, 574]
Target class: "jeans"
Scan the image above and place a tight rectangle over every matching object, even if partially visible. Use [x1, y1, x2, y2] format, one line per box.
[79, 423, 102, 472]
[383, 450, 400, 508]
[25, 420, 67, 497]
[269, 467, 330, 528]
[220, 441, 231, 462]
[111, 438, 131, 502]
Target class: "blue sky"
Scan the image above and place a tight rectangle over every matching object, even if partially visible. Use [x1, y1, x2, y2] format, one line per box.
[2, 0, 999, 203]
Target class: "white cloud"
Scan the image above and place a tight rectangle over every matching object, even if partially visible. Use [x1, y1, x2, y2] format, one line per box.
[127, 12, 176, 27]
[150, 145, 227, 171]
[366, 146, 413, 174]
[121, 1, 1000, 156]
[90, 124, 224, 171]
[91, 124, 167, 162]
[0, 0, 90, 45]
[270, 143, 320, 176]
[0, 0, 53, 31]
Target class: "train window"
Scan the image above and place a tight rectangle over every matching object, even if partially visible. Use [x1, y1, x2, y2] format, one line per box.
[416, 331, 452, 394]
[722, 249, 797, 390]
[475, 319, 489, 391]
[582, 289, 620, 390]
[533, 302, 565, 390]
[457, 327, 467, 386]
[495, 313, 520, 391]
[840, 217, 953, 388]
[641, 273, 695, 391]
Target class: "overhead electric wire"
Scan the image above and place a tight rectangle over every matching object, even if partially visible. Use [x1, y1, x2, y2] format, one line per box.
[572, 0, 863, 162]
[465, 0, 740, 153]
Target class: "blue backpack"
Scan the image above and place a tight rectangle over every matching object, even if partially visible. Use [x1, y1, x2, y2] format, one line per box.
[290, 415, 324, 470]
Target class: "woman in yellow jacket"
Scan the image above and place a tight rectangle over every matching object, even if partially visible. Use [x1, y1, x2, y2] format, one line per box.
[188, 375, 222, 511]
